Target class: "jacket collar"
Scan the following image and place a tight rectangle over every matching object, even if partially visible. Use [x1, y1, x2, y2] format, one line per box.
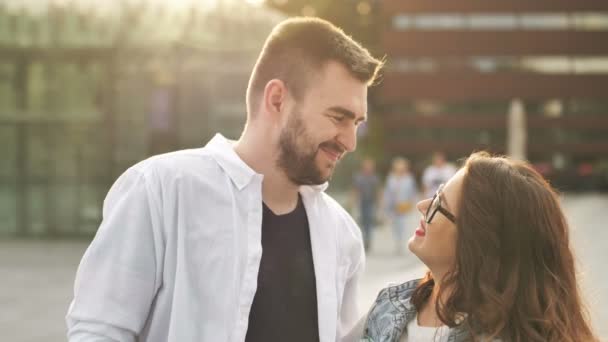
[388, 278, 421, 313]
[386, 279, 471, 341]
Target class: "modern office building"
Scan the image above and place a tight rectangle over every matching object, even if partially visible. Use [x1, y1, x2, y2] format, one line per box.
[272, 0, 608, 189]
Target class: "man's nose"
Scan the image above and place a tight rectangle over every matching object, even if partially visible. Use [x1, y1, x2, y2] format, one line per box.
[337, 125, 357, 153]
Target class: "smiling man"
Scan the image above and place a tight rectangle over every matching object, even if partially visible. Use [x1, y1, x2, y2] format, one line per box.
[66, 17, 382, 342]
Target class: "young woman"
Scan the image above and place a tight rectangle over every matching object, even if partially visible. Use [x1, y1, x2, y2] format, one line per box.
[360, 152, 598, 342]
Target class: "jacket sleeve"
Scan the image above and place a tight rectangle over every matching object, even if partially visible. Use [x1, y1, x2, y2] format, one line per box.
[66, 167, 164, 341]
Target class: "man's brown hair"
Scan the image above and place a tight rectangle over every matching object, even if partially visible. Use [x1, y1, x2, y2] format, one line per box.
[246, 17, 383, 117]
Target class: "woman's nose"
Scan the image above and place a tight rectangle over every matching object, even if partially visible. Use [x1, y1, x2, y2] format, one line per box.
[416, 198, 431, 216]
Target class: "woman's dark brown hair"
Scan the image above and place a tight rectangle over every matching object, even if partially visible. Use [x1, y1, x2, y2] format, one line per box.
[411, 151, 598, 342]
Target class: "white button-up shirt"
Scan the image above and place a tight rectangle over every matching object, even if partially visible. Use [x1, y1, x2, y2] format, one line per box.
[66, 134, 365, 342]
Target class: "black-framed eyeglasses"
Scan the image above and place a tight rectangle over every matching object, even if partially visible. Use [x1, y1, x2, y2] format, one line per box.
[425, 184, 456, 224]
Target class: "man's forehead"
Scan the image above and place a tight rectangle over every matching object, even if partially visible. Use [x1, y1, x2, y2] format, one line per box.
[304, 62, 368, 115]
[318, 85, 368, 118]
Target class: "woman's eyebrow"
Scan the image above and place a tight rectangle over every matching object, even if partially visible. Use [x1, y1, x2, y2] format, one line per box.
[439, 192, 452, 212]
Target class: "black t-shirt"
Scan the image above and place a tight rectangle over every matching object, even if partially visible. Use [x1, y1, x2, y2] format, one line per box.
[245, 195, 320, 342]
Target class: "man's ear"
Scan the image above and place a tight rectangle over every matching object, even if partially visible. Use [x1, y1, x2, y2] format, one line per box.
[262, 79, 288, 119]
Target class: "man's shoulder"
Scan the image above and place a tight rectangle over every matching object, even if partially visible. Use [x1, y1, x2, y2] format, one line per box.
[303, 190, 361, 241]
[317, 192, 364, 250]
[131, 147, 220, 182]
[319, 192, 357, 226]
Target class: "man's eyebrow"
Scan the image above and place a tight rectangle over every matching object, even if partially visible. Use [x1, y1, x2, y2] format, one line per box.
[328, 106, 367, 122]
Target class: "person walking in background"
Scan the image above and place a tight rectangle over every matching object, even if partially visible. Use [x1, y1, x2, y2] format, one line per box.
[382, 157, 418, 255]
[422, 151, 456, 198]
[352, 158, 381, 251]
[66, 17, 383, 342]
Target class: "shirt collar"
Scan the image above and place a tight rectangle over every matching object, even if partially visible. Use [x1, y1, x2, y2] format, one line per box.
[205, 133, 329, 193]
[299, 182, 329, 195]
[205, 133, 258, 191]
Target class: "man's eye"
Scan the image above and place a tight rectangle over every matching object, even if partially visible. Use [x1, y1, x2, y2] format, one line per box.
[332, 116, 345, 122]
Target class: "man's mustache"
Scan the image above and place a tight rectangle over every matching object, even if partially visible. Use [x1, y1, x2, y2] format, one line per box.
[319, 141, 345, 155]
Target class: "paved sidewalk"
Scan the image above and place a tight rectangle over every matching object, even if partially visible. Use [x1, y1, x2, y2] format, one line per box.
[1, 194, 607, 341]
[0, 240, 87, 342]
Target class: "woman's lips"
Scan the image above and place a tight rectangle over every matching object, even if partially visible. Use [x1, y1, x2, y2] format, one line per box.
[416, 219, 426, 237]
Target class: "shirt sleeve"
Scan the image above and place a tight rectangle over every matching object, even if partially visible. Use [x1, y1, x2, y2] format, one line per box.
[337, 219, 366, 342]
[66, 167, 164, 341]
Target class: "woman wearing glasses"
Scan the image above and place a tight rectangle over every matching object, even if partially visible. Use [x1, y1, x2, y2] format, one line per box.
[357, 152, 598, 342]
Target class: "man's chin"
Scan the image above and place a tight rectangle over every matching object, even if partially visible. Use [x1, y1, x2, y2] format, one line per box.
[288, 160, 334, 185]
[317, 168, 334, 184]
[307, 170, 331, 185]
[317, 160, 336, 177]
[300, 172, 331, 186]
[289, 170, 329, 186]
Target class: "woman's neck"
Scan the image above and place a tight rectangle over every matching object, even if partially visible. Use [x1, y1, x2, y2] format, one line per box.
[417, 275, 451, 328]
[417, 288, 443, 327]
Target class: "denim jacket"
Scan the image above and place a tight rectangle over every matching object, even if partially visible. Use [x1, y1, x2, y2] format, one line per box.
[360, 279, 472, 342]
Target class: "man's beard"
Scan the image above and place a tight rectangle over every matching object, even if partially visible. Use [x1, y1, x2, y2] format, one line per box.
[277, 111, 341, 185]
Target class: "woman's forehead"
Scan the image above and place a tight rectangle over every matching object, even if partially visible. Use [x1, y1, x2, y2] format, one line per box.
[442, 169, 465, 210]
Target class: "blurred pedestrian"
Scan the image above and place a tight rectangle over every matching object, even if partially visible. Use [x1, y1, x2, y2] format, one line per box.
[352, 158, 381, 251]
[355, 152, 599, 342]
[66, 17, 383, 342]
[383, 157, 418, 255]
[422, 151, 456, 198]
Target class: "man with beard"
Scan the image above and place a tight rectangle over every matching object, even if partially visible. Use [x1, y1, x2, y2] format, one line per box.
[66, 17, 382, 342]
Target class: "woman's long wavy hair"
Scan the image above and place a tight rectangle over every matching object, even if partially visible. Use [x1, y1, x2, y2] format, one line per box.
[411, 152, 597, 342]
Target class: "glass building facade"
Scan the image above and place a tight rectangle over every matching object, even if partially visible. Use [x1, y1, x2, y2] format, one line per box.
[0, 0, 284, 236]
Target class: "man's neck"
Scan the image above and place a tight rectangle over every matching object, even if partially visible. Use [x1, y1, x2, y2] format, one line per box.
[234, 128, 300, 215]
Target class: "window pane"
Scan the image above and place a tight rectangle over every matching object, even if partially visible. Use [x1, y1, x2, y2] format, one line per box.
[468, 15, 517, 30]
[520, 14, 570, 30]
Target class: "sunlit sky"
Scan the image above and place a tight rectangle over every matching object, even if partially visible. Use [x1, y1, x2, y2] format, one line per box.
[2, 0, 243, 16]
